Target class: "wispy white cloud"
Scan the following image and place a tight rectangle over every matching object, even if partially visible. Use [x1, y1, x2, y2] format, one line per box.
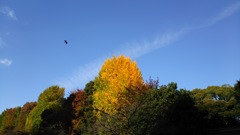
[0, 58, 12, 66]
[53, 58, 105, 91]
[200, 2, 240, 28]
[54, 29, 189, 91]
[0, 6, 18, 20]
[54, 2, 240, 92]
[115, 28, 190, 59]
[212, 2, 240, 23]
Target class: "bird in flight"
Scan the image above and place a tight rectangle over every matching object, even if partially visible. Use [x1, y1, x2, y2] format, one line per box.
[64, 40, 68, 44]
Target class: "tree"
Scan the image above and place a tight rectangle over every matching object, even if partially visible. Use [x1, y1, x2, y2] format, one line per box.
[93, 55, 146, 134]
[163, 89, 206, 135]
[123, 83, 206, 135]
[75, 81, 97, 134]
[0, 112, 4, 133]
[127, 82, 180, 135]
[191, 84, 239, 126]
[233, 80, 240, 122]
[25, 86, 64, 134]
[67, 89, 85, 134]
[39, 109, 67, 135]
[0, 107, 21, 134]
[93, 55, 145, 116]
[234, 80, 240, 104]
[15, 102, 37, 133]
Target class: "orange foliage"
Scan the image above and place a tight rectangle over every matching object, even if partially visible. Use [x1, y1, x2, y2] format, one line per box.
[69, 90, 84, 129]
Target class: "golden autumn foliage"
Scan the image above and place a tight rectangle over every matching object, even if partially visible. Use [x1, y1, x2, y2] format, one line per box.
[93, 55, 145, 116]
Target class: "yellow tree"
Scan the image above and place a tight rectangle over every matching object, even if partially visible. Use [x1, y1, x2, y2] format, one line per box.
[93, 55, 145, 116]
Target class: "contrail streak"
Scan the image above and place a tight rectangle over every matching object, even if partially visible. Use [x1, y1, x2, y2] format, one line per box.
[54, 2, 240, 92]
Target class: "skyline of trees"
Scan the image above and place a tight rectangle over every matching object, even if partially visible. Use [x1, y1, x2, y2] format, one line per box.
[0, 55, 239, 135]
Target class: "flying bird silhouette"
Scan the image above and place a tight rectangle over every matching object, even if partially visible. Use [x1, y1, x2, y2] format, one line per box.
[64, 40, 68, 44]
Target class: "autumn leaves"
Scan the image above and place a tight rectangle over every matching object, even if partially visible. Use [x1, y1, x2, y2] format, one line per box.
[93, 55, 145, 116]
[1, 55, 239, 134]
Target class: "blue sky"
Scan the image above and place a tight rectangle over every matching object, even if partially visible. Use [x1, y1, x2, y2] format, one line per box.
[0, 0, 240, 113]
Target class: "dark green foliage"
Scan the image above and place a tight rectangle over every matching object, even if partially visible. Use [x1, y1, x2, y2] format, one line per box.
[233, 80, 240, 124]
[39, 109, 68, 135]
[75, 81, 97, 134]
[84, 81, 96, 97]
[128, 82, 180, 135]
[234, 80, 240, 104]
[114, 83, 206, 135]
[161, 89, 206, 134]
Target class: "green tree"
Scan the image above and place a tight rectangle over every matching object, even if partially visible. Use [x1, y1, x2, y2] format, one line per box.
[191, 84, 239, 126]
[126, 83, 206, 135]
[234, 80, 240, 104]
[128, 82, 179, 135]
[25, 86, 64, 134]
[75, 81, 97, 134]
[163, 89, 206, 134]
[39, 109, 67, 135]
[233, 80, 240, 122]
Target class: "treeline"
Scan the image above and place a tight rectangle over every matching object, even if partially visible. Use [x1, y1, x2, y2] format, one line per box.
[0, 55, 240, 135]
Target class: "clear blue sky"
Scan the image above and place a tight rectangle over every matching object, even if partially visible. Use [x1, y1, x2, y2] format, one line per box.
[0, 0, 240, 113]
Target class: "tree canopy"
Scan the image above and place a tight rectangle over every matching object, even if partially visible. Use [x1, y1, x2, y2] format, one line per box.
[25, 85, 64, 134]
[93, 55, 145, 116]
[0, 55, 239, 135]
